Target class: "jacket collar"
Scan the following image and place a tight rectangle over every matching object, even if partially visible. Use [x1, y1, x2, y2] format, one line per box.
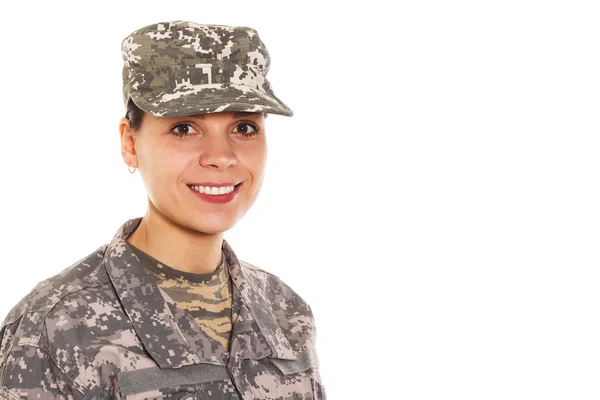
[103, 217, 296, 369]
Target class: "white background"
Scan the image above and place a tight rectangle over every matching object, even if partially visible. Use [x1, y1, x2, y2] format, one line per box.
[0, 1, 599, 399]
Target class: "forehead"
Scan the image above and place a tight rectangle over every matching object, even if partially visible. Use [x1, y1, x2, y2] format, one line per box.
[146, 111, 265, 124]
[195, 111, 262, 118]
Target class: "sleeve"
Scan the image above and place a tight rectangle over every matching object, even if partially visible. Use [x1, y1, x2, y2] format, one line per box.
[310, 366, 327, 400]
[0, 321, 83, 400]
[305, 336, 327, 400]
[277, 279, 328, 399]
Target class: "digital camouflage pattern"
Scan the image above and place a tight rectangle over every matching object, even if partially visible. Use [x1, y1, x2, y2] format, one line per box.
[0, 217, 326, 399]
[122, 21, 294, 118]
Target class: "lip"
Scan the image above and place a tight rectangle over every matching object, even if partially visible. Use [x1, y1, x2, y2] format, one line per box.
[188, 182, 242, 204]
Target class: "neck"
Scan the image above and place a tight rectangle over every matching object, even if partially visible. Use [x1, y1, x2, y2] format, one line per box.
[127, 204, 224, 275]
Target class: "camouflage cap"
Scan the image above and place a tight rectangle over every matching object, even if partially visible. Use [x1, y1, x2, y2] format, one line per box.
[121, 21, 293, 117]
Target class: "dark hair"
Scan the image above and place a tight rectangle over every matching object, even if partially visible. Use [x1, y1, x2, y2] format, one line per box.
[125, 97, 145, 132]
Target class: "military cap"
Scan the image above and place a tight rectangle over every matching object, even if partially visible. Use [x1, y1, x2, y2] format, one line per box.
[121, 20, 293, 117]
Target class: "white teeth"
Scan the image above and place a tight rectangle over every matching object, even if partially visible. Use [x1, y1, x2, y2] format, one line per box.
[190, 185, 236, 195]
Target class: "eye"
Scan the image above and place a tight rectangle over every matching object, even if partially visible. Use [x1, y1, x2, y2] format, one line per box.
[170, 123, 198, 138]
[233, 121, 260, 137]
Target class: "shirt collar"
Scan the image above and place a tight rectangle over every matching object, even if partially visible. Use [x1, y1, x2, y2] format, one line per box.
[103, 217, 296, 368]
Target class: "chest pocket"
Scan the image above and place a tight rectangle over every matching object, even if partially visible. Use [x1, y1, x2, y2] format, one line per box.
[267, 346, 325, 400]
[116, 348, 325, 400]
[269, 345, 319, 375]
[116, 363, 232, 400]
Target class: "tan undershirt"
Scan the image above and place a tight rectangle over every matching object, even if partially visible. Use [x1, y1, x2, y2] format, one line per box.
[128, 242, 233, 352]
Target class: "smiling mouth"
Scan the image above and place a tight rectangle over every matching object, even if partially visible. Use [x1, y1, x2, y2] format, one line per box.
[187, 183, 242, 195]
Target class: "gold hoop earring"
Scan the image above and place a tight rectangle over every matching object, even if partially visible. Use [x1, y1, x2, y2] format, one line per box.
[128, 163, 137, 174]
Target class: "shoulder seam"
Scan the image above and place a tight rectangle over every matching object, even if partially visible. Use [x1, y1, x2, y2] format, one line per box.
[9, 278, 112, 329]
[2, 245, 110, 326]
[43, 278, 112, 321]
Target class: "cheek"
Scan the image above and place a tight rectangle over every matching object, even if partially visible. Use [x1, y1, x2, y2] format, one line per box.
[245, 146, 267, 179]
[141, 146, 188, 182]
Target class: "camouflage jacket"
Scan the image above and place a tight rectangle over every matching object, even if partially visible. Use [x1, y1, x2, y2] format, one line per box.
[0, 218, 326, 400]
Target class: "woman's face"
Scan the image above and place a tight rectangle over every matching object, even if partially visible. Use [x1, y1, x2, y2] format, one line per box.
[120, 111, 268, 235]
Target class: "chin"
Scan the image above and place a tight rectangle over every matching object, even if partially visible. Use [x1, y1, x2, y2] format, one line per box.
[186, 218, 237, 235]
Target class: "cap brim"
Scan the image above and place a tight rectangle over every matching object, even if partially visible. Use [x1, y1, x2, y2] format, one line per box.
[130, 82, 293, 118]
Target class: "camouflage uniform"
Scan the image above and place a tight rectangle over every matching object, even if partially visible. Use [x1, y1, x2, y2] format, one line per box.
[0, 218, 326, 399]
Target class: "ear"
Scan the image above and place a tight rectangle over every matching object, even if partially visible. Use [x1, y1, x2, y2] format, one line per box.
[119, 117, 138, 169]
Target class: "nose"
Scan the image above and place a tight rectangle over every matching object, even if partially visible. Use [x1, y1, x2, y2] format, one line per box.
[198, 134, 237, 170]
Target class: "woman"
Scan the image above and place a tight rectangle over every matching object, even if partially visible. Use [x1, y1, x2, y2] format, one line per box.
[0, 21, 326, 400]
